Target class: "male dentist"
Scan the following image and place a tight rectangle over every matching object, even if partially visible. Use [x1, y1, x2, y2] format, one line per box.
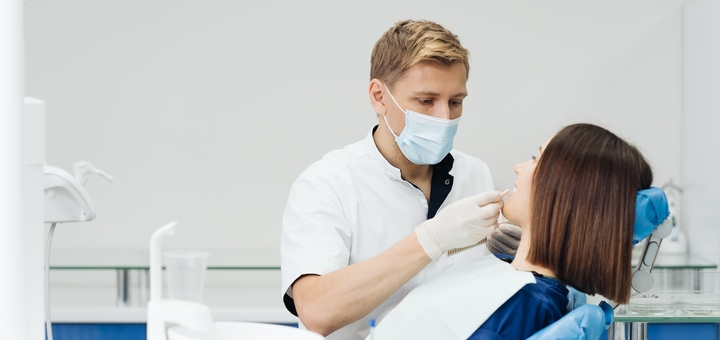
[281, 20, 519, 339]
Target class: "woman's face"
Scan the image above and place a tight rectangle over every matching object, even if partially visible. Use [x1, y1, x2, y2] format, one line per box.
[503, 137, 552, 227]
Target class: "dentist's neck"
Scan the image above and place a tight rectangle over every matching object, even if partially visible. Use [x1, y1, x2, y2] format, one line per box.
[510, 227, 557, 278]
[373, 123, 431, 181]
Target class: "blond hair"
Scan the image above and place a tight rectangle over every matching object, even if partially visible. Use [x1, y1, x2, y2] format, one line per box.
[371, 20, 470, 88]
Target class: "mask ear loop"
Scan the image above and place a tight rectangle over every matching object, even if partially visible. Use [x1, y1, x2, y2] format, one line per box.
[382, 84, 405, 139]
[384, 84, 406, 113]
[382, 114, 400, 139]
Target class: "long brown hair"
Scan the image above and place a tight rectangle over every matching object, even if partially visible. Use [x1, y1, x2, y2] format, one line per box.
[527, 123, 652, 304]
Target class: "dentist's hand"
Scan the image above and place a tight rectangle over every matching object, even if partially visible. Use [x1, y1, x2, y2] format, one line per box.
[415, 191, 504, 260]
[486, 222, 523, 256]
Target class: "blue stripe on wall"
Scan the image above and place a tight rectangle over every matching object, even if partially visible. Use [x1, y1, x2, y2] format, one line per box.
[49, 324, 146, 340]
[648, 323, 718, 340]
[50, 322, 717, 339]
[47, 323, 299, 340]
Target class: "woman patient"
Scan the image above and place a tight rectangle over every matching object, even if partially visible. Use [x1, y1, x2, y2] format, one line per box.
[373, 123, 659, 339]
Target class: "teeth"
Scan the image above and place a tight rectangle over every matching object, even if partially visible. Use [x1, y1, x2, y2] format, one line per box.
[512, 187, 517, 194]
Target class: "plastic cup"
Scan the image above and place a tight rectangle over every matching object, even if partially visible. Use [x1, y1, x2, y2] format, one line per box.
[163, 250, 211, 303]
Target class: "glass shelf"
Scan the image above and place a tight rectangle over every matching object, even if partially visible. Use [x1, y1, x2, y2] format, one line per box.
[48, 249, 281, 308]
[632, 253, 717, 270]
[614, 290, 720, 323]
[614, 312, 720, 323]
[49, 249, 280, 270]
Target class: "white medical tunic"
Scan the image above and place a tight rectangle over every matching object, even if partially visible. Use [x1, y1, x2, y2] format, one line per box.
[280, 128, 495, 340]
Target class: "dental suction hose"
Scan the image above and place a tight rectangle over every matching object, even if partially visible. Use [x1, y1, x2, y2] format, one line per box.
[45, 223, 57, 340]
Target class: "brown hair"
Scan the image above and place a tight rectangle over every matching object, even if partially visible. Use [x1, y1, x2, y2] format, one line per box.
[370, 20, 470, 89]
[528, 123, 652, 304]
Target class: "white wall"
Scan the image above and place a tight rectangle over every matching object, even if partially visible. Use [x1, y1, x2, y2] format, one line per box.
[683, 0, 720, 265]
[25, 1, 685, 258]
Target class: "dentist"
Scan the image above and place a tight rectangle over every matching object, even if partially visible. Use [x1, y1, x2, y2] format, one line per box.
[280, 20, 519, 340]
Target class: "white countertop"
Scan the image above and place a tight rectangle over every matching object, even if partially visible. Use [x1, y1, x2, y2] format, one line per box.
[52, 306, 297, 324]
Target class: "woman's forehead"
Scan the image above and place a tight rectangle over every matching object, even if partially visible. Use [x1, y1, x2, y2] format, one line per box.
[539, 135, 553, 155]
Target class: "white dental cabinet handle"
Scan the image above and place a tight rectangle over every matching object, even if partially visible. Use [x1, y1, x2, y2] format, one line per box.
[43, 163, 112, 223]
[73, 161, 113, 185]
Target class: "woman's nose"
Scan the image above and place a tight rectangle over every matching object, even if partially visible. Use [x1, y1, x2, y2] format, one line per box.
[514, 160, 531, 174]
[513, 163, 522, 174]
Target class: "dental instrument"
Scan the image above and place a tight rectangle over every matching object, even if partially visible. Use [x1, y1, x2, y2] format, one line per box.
[629, 188, 672, 294]
[44, 162, 112, 223]
[43, 161, 112, 340]
[447, 189, 510, 256]
[630, 218, 672, 293]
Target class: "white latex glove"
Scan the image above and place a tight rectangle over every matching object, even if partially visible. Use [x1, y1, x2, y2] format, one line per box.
[486, 222, 523, 256]
[416, 191, 504, 260]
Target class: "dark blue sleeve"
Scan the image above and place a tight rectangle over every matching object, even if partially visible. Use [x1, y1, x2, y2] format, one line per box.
[467, 277, 569, 340]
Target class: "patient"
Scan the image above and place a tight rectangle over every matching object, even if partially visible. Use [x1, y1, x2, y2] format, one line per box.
[468, 122, 652, 339]
[372, 123, 657, 340]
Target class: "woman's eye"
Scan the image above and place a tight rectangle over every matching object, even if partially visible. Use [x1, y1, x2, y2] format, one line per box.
[450, 100, 462, 107]
[531, 155, 537, 161]
[419, 99, 433, 105]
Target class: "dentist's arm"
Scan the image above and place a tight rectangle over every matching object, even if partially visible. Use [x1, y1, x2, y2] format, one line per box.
[292, 192, 503, 336]
[292, 232, 430, 336]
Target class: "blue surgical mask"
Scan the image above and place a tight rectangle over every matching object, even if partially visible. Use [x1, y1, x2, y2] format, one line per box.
[382, 85, 460, 165]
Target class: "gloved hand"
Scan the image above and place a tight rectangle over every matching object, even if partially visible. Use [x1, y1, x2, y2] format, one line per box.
[633, 187, 670, 246]
[416, 191, 504, 260]
[486, 222, 522, 256]
[527, 302, 613, 340]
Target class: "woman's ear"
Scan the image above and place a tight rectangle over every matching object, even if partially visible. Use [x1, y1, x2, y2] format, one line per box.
[369, 79, 387, 116]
